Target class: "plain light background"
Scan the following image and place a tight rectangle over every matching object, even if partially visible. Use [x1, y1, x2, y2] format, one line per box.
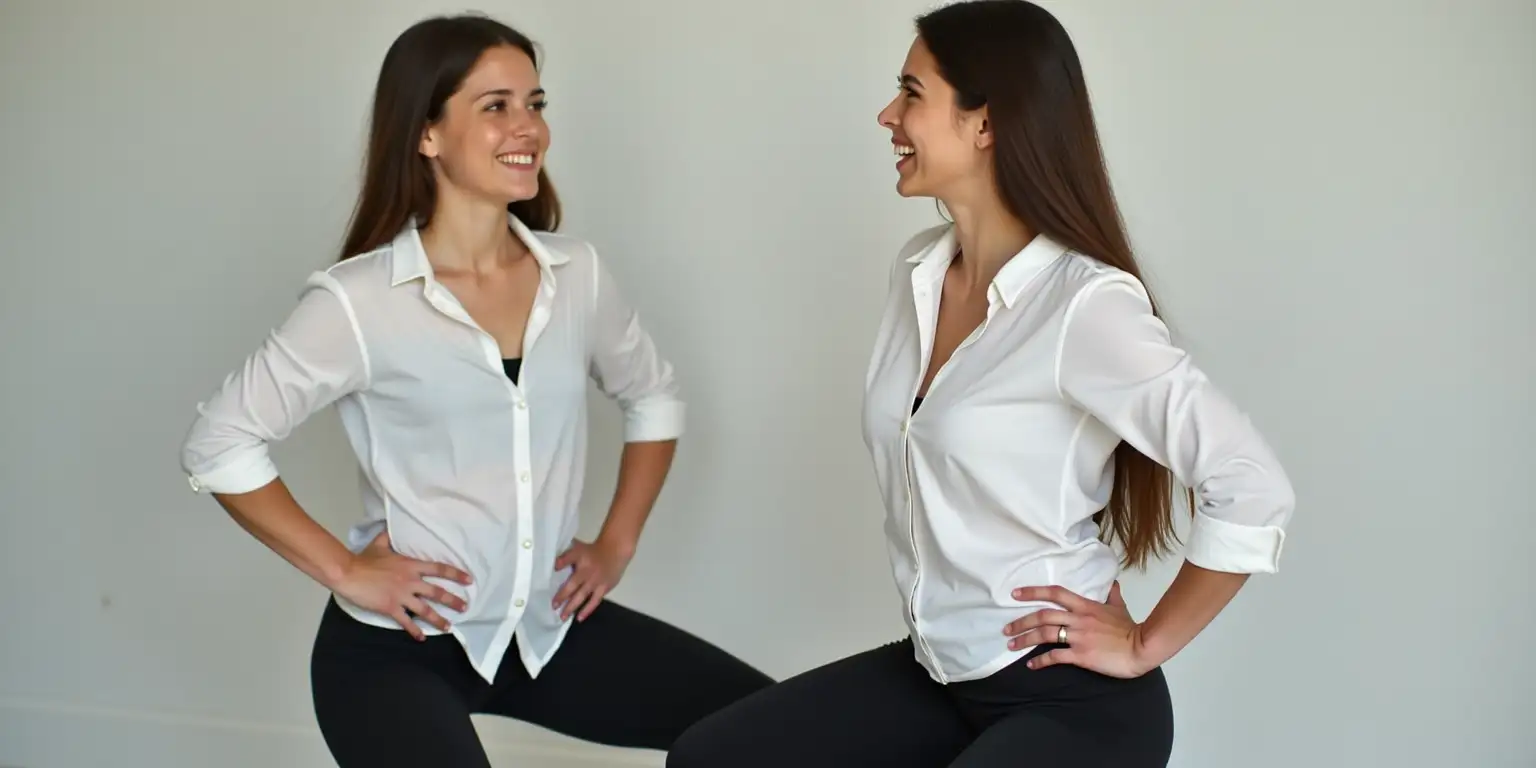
[2, 0, 1532, 766]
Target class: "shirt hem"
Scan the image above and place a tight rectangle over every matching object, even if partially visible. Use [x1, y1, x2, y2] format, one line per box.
[517, 616, 575, 680]
[332, 593, 449, 636]
[919, 645, 1035, 684]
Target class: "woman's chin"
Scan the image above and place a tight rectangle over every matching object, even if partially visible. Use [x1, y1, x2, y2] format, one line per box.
[495, 184, 540, 207]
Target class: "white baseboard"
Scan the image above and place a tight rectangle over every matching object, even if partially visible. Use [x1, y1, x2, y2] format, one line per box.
[0, 697, 663, 768]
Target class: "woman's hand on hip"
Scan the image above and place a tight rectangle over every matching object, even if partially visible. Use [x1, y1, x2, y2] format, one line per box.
[1004, 581, 1157, 679]
[334, 531, 472, 641]
[552, 536, 634, 622]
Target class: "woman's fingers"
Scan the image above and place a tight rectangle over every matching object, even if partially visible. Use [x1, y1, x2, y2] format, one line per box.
[418, 583, 467, 613]
[1004, 608, 1077, 636]
[554, 544, 583, 572]
[1012, 585, 1094, 612]
[405, 596, 451, 633]
[552, 564, 588, 610]
[415, 558, 473, 586]
[574, 585, 607, 623]
[390, 607, 426, 642]
[560, 582, 595, 620]
[1026, 646, 1077, 670]
[1006, 626, 1059, 650]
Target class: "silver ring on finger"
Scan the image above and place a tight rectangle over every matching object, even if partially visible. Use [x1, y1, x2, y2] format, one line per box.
[1057, 625, 1068, 645]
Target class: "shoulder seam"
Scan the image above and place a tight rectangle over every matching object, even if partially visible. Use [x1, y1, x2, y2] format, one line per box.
[585, 239, 601, 305]
[304, 271, 373, 389]
[1052, 272, 1144, 401]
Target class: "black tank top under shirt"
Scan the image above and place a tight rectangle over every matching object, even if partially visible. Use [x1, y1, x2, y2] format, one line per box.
[500, 356, 919, 411]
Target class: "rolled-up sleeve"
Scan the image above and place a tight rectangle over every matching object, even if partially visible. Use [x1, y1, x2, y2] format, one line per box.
[180, 272, 369, 495]
[585, 246, 684, 443]
[1056, 275, 1295, 574]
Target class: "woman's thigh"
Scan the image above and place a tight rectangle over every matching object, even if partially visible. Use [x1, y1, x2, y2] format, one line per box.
[309, 598, 490, 768]
[946, 653, 1175, 768]
[481, 600, 775, 751]
[665, 638, 974, 768]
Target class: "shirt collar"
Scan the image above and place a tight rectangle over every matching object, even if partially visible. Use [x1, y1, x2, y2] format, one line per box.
[905, 225, 1070, 309]
[389, 212, 569, 287]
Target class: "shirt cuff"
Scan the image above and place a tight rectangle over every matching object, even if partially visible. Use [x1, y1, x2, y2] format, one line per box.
[184, 453, 280, 495]
[621, 399, 685, 443]
[1185, 511, 1286, 574]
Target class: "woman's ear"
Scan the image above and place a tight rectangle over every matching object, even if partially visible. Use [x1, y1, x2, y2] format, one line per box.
[419, 125, 440, 159]
[974, 108, 994, 150]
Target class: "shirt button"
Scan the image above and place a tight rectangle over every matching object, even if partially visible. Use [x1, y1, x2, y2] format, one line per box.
[514, 599, 525, 607]
[516, 399, 527, 410]
[522, 539, 532, 549]
[519, 471, 530, 483]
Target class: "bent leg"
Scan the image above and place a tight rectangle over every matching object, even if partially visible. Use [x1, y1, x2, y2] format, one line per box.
[666, 638, 974, 768]
[309, 599, 492, 768]
[482, 600, 775, 750]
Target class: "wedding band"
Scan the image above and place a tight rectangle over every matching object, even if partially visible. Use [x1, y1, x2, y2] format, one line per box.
[1057, 625, 1068, 644]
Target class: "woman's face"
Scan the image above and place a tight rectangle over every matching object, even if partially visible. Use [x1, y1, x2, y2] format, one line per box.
[420, 44, 549, 205]
[877, 37, 990, 202]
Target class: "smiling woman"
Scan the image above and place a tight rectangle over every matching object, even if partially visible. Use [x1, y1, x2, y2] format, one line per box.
[176, 13, 772, 768]
[340, 16, 559, 258]
[666, 2, 1295, 766]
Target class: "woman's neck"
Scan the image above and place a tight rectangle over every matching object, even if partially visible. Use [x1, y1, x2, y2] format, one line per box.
[420, 190, 523, 275]
[945, 194, 1036, 295]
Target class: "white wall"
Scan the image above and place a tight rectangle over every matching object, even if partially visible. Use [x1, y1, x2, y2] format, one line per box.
[2, 0, 1532, 766]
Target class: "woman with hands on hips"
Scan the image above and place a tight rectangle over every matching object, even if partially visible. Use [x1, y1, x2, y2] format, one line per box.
[667, 2, 1295, 766]
[178, 14, 770, 767]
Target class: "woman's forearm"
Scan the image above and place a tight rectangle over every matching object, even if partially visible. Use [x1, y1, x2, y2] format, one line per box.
[212, 480, 357, 591]
[1137, 560, 1250, 668]
[596, 439, 677, 554]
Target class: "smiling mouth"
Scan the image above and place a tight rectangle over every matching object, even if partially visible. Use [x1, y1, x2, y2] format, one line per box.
[497, 152, 536, 167]
[894, 144, 915, 157]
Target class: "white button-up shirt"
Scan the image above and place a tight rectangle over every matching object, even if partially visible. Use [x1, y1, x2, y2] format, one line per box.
[179, 215, 684, 683]
[861, 225, 1295, 683]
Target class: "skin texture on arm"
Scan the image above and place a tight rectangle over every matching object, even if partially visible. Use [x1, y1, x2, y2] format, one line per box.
[596, 438, 678, 553]
[213, 480, 357, 592]
[1136, 561, 1249, 667]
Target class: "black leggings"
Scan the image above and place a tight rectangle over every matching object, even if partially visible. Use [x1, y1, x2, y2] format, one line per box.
[666, 637, 1174, 768]
[309, 596, 774, 767]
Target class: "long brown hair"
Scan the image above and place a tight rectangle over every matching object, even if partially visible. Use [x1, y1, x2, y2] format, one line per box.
[916, 0, 1193, 570]
[339, 14, 561, 260]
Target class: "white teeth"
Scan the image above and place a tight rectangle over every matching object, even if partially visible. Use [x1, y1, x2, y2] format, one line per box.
[498, 153, 535, 166]
[894, 145, 915, 156]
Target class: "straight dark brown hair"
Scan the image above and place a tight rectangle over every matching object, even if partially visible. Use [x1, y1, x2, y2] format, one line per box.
[916, 0, 1193, 570]
[339, 14, 560, 261]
